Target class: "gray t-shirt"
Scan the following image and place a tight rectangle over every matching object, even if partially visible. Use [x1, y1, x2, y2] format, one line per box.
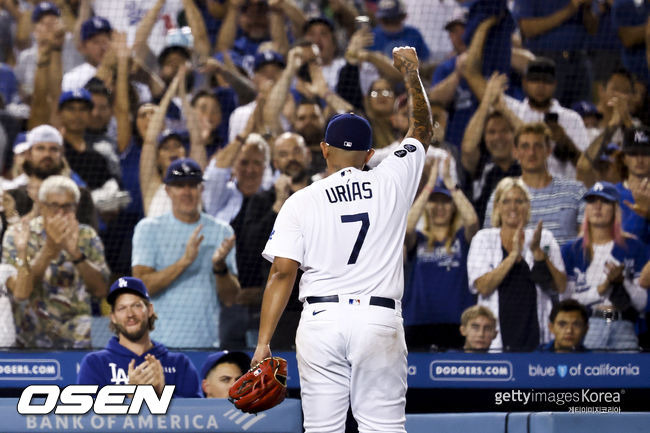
[483, 177, 586, 246]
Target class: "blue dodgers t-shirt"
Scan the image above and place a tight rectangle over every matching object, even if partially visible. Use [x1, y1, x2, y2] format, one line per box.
[371, 25, 430, 62]
[513, 0, 588, 51]
[403, 230, 474, 326]
[132, 213, 237, 348]
[612, 0, 650, 83]
[433, 57, 477, 148]
[616, 182, 650, 245]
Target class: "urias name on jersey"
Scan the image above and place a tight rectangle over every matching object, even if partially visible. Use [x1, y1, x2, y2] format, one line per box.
[325, 181, 373, 204]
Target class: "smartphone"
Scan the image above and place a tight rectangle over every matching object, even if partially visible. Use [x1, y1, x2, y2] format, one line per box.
[544, 112, 559, 123]
[355, 15, 370, 31]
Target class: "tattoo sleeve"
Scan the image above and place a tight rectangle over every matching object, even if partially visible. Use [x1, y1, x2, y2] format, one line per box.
[404, 68, 434, 151]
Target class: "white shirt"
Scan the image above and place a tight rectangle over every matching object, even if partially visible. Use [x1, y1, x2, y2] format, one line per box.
[504, 96, 589, 180]
[263, 137, 425, 301]
[467, 227, 565, 351]
[147, 183, 171, 217]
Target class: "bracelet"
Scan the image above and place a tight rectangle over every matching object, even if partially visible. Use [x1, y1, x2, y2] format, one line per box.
[71, 253, 86, 265]
[213, 264, 228, 276]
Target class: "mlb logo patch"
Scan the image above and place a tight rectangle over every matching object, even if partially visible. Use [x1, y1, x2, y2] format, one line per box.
[343, 141, 353, 147]
[349, 299, 361, 305]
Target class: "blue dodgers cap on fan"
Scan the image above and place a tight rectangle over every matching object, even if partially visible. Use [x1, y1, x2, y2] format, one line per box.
[583, 181, 620, 203]
[58, 88, 94, 109]
[157, 128, 186, 146]
[571, 101, 602, 119]
[200, 351, 252, 380]
[376, 0, 406, 19]
[163, 157, 203, 184]
[253, 50, 286, 72]
[32, 2, 60, 23]
[107, 277, 150, 306]
[324, 113, 372, 151]
[81, 16, 112, 42]
[430, 178, 452, 199]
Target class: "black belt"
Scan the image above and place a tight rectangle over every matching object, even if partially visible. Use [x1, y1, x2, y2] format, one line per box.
[306, 295, 395, 310]
[592, 309, 622, 321]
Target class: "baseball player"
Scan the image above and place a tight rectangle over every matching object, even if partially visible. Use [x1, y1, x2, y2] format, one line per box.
[251, 46, 434, 433]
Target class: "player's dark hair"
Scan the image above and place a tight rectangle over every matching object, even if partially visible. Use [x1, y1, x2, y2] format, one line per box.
[549, 299, 588, 324]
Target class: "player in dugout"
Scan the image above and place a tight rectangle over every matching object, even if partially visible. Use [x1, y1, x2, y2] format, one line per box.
[76, 277, 201, 397]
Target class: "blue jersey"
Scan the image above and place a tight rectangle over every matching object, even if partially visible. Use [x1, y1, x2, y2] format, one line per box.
[403, 229, 474, 325]
[77, 337, 201, 397]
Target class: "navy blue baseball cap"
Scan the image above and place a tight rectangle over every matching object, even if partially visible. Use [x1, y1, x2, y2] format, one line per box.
[107, 277, 150, 306]
[163, 157, 203, 184]
[622, 125, 650, 155]
[430, 178, 452, 199]
[32, 2, 60, 23]
[200, 351, 251, 380]
[58, 88, 94, 109]
[571, 101, 602, 119]
[81, 16, 112, 42]
[583, 181, 620, 203]
[158, 128, 186, 147]
[376, 0, 406, 20]
[325, 113, 372, 151]
[253, 50, 285, 72]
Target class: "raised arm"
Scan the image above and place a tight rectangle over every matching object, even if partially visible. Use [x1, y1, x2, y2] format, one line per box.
[457, 16, 498, 101]
[114, 32, 131, 154]
[268, 2, 289, 55]
[178, 66, 208, 169]
[441, 157, 478, 241]
[518, 0, 581, 39]
[140, 72, 181, 215]
[393, 47, 434, 151]
[133, 0, 165, 61]
[215, 0, 243, 53]
[182, 0, 211, 58]
[262, 46, 303, 135]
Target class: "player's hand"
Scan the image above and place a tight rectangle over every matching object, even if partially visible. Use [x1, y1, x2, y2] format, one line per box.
[144, 354, 166, 395]
[212, 234, 235, 269]
[128, 358, 161, 389]
[392, 46, 419, 76]
[251, 343, 271, 367]
[182, 224, 204, 267]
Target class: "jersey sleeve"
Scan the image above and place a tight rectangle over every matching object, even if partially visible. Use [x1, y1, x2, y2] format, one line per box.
[76, 354, 105, 386]
[174, 355, 202, 398]
[373, 137, 426, 207]
[262, 195, 305, 265]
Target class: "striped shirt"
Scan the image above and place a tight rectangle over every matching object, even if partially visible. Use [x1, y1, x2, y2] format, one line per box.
[483, 177, 586, 246]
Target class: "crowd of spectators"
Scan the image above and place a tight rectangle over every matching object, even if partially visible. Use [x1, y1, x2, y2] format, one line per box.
[0, 0, 649, 354]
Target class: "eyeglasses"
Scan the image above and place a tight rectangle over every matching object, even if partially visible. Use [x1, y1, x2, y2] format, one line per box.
[42, 202, 77, 213]
[370, 89, 394, 98]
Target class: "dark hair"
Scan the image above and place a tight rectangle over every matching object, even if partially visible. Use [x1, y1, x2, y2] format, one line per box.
[549, 299, 589, 324]
[608, 67, 635, 90]
[191, 89, 219, 107]
[84, 78, 114, 104]
[209, 352, 251, 377]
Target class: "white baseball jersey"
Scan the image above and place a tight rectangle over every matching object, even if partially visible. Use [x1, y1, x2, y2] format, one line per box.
[262, 137, 425, 301]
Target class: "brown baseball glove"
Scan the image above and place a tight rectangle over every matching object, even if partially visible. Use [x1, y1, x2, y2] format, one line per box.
[228, 357, 288, 413]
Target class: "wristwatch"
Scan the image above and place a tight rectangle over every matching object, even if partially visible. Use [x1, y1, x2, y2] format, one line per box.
[15, 257, 29, 268]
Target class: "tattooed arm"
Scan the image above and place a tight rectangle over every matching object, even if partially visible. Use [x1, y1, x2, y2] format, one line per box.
[392, 47, 434, 152]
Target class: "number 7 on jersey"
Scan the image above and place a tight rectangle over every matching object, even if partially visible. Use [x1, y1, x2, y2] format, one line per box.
[340, 212, 370, 265]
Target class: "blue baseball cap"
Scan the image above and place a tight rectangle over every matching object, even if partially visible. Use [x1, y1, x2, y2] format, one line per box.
[200, 351, 251, 380]
[58, 88, 94, 109]
[81, 16, 112, 42]
[32, 2, 60, 23]
[376, 0, 406, 20]
[324, 113, 372, 151]
[583, 181, 620, 203]
[571, 101, 602, 119]
[163, 157, 203, 184]
[107, 277, 150, 306]
[430, 178, 452, 199]
[598, 142, 620, 163]
[253, 50, 285, 72]
[158, 128, 186, 147]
